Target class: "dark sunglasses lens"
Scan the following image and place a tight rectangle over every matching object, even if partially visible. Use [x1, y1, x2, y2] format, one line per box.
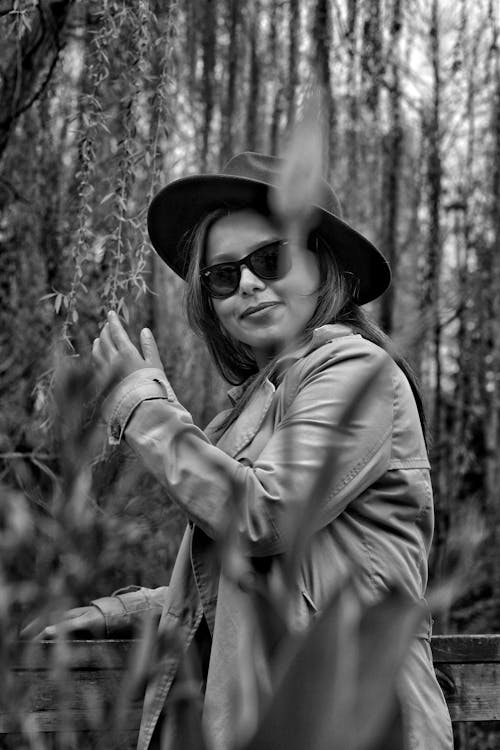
[206, 265, 239, 296]
[203, 240, 288, 297]
[251, 241, 286, 278]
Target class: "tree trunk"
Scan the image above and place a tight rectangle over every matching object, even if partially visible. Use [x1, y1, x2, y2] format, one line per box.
[200, 0, 217, 172]
[423, 0, 446, 617]
[185, 0, 198, 94]
[286, 0, 300, 130]
[379, 0, 403, 334]
[344, 0, 359, 216]
[448, 0, 477, 540]
[485, 8, 500, 619]
[312, 0, 336, 171]
[246, 0, 261, 152]
[361, 0, 383, 117]
[220, 0, 240, 166]
[428, 0, 443, 461]
[268, 0, 283, 155]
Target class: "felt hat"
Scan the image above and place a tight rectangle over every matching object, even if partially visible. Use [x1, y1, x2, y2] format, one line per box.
[147, 152, 391, 304]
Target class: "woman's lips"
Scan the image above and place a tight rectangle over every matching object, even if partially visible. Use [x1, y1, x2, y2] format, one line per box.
[240, 302, 279, 318]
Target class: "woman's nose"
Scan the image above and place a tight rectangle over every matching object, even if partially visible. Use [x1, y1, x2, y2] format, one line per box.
[238, 265, 266, 294]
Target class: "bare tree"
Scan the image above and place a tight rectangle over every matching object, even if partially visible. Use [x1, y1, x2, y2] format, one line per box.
[312, 0, 336, 169]
[379, 0, 403, 334]
[268, 0, 284, 155]
[344, 0, 359, 214]
[485, 0, 500, 616]
[246, 0, 262, 151]
[220, 0, 241, 166]
[286, 0, 300, 130]
[200, 0, 217, 171]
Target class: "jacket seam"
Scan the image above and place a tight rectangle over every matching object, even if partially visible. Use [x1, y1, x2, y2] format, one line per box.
[329, 423, 391, 497]
[349, 369, 395, 599]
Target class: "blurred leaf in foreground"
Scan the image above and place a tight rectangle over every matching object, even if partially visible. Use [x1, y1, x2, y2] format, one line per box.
[269, 87, 325, 255]
[244, 586, 422, 750]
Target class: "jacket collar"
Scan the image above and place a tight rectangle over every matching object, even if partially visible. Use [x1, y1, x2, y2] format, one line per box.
[226, 323, 357, 405]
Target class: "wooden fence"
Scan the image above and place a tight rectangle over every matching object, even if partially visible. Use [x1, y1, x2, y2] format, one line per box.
[0, 635, 498, 743]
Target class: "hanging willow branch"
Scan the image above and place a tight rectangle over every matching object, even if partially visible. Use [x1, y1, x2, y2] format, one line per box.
[60, 5, 113, 345]
[129, 0, 178, 300]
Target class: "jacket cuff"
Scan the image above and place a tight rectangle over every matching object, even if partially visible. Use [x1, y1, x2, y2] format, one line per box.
[102, 367, 177, 445]
[91, 587, 161, 636]
[90, 595, 128, 636]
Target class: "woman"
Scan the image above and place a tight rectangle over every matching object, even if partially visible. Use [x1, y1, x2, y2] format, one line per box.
[33, 153, 453, 749]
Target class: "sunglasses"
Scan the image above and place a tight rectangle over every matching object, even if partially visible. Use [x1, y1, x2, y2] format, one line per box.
[200, 239, 291, 298]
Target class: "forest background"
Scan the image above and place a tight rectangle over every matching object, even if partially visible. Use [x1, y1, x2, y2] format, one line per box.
[0, 0, 499, 745]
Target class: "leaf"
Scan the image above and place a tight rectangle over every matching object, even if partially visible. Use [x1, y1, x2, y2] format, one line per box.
[354, 589, 423, 749]
[243, 586, 421, 750]
[54, 293, 63, 315]
[244, 582, 359, 750]
[20, 12, 32, 32]
[269, 88, 325, 242]
[100, 192, 115, 205]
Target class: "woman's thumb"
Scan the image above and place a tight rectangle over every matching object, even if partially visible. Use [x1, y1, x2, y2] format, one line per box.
[140, 328, 163, 367]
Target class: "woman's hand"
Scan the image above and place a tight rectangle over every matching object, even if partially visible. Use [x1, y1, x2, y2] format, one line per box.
[92, 311, 163, 386]
[20, 606, 106, 640]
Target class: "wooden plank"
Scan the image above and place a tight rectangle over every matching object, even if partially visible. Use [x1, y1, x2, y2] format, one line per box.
[431, 635, 500, 664]
[431, 636, 500, 723]
[8, 670, 136, 711]
[0, 668, 143, 733]
[0, 731, 139, 749]
[2, 641, 143, 735]
[436, 663, 500, 722]
[14, 635, 499, 668]
[12, 639, 137, 671]
[0, 708, 142, 734]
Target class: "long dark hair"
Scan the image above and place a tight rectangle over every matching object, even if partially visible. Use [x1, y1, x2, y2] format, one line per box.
[184, 208, 427, 441]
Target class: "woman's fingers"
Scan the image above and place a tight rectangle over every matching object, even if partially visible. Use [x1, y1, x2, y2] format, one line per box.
[140, 328, 163, 368]
[107, 310, 134, 351]
[92, 336, 105, 364]
[91, 313, 163, 383]
[99, 321, 118, 359]
[21, 607, 106, 640]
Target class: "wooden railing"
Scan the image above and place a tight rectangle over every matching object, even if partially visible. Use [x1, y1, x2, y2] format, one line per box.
[1, 635, 498, 741]
[430, 634, 499, 722]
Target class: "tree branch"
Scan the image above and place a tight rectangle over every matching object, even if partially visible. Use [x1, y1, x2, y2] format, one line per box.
[14, 43, 62, 117]
[0, 0, 73, 160]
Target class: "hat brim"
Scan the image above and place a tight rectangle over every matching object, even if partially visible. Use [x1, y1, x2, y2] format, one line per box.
[147, 174, 391, 305]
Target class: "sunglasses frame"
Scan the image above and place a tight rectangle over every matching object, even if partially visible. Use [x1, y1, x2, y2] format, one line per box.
[200, 239, 290, 299]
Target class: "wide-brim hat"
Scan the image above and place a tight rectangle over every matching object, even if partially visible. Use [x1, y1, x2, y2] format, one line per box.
[147, 152, 391, 305]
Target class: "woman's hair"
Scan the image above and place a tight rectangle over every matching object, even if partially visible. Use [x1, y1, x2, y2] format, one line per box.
[184, 208, 427, 441]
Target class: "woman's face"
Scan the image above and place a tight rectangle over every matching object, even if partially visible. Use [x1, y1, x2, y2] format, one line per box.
[205, 210, 321, 367]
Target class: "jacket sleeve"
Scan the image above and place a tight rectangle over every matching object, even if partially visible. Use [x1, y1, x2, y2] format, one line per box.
[91, 585, 168, 636]
[107, 340, 394, 556]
